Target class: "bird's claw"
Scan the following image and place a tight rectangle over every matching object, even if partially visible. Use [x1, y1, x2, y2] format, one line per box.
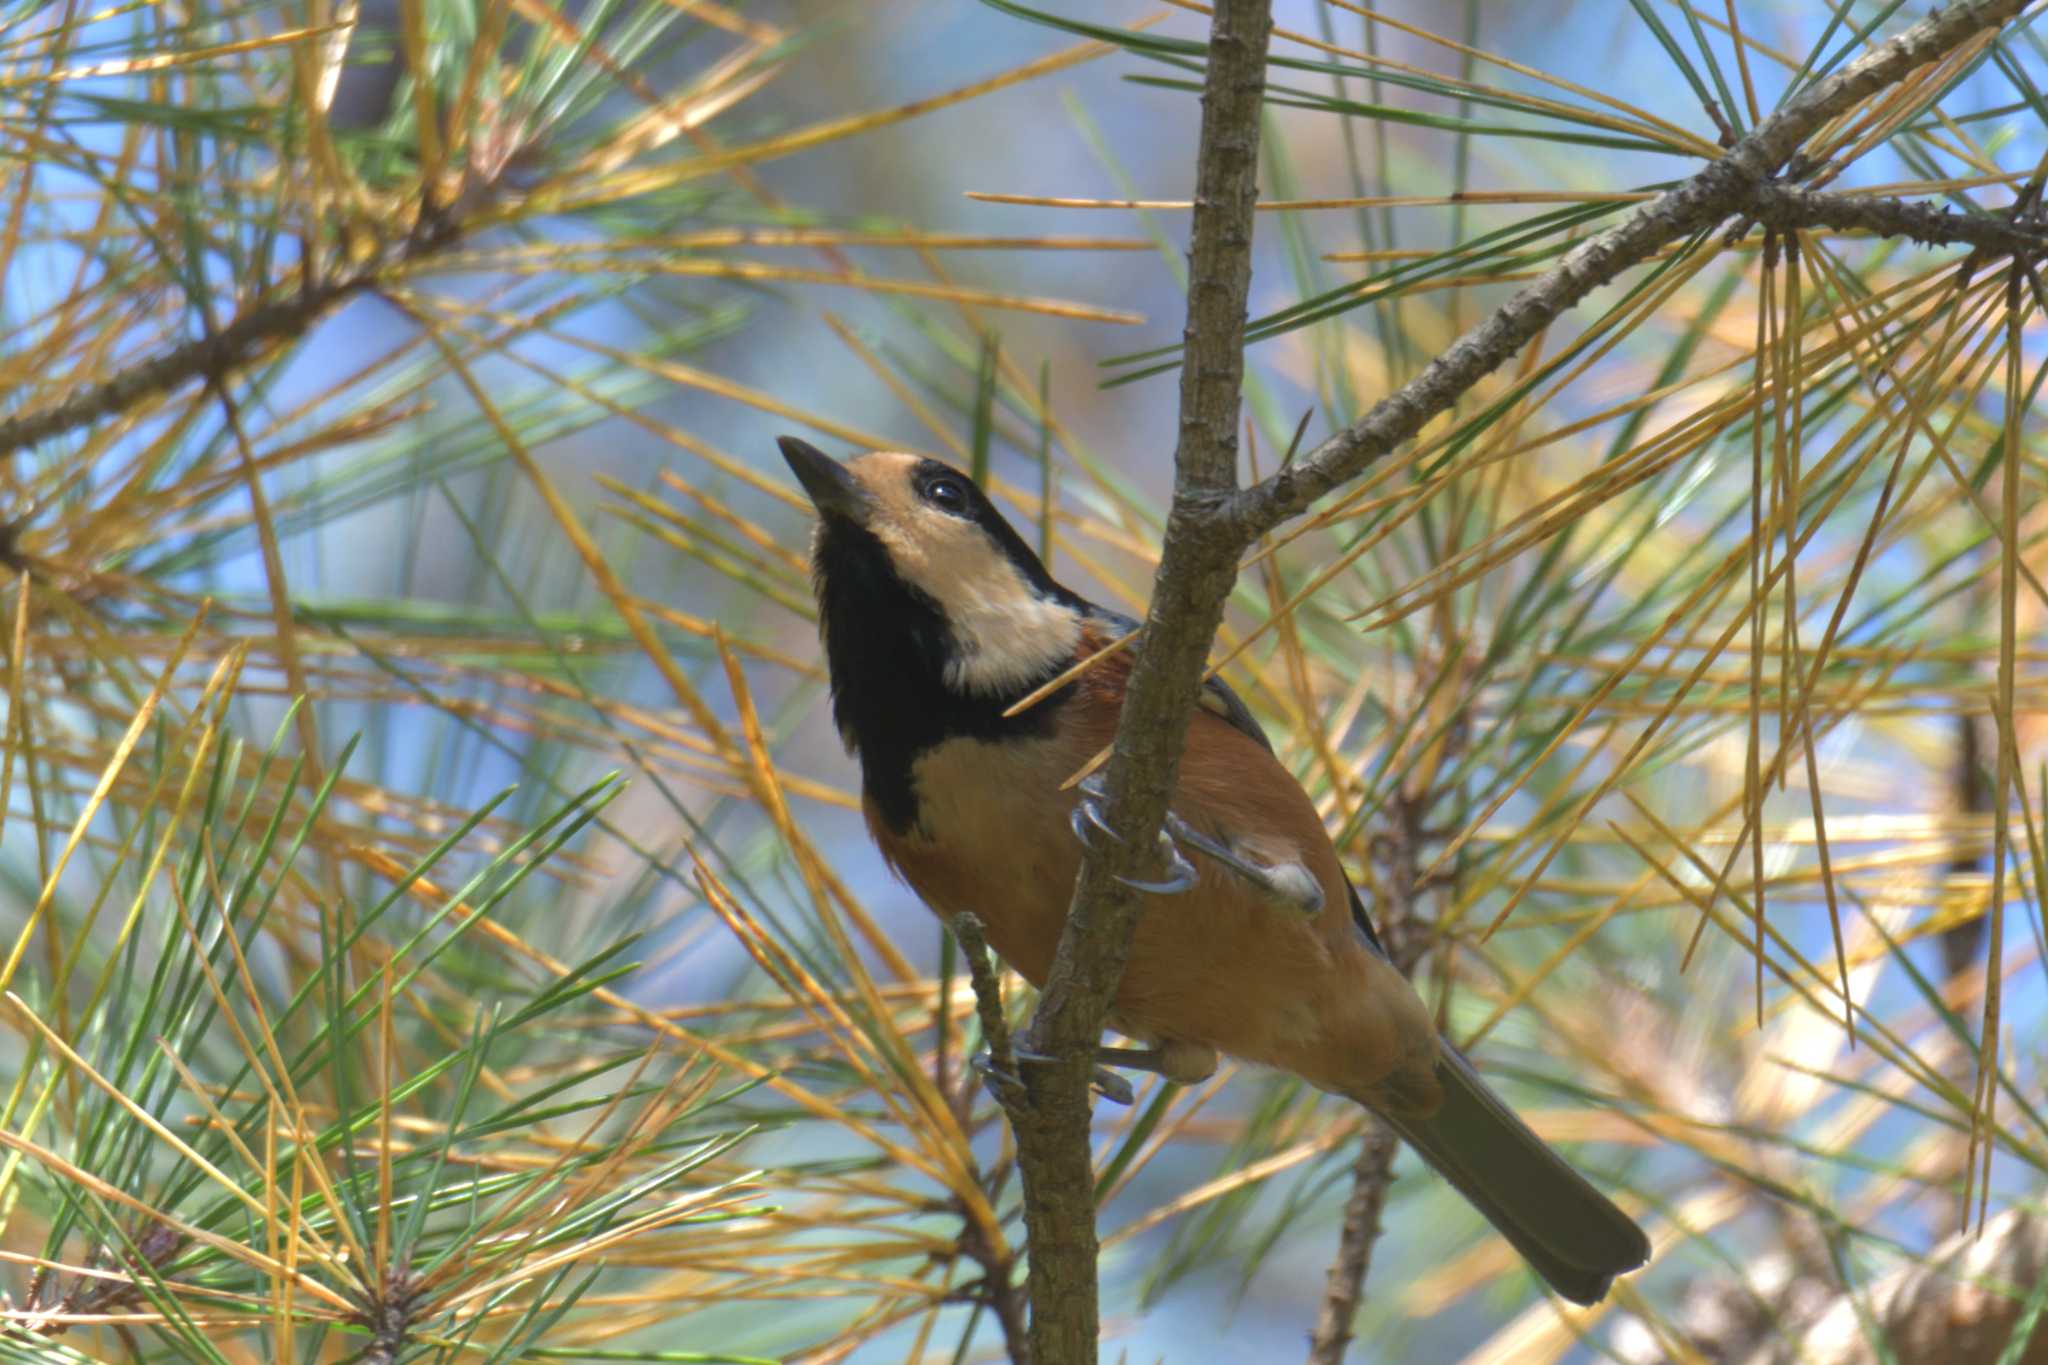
[1089, 1068, 1136, 1105]
[1163, 809, 1324, 916]
[970, 1049, 1135, 1106]
[969, 1050, 1029, 1103]
[1116, 849, 1199, 896]
[1069, 774, 1199, 895]
[1070, 776, 1322, 915]
[1068, 791, 1118, 846]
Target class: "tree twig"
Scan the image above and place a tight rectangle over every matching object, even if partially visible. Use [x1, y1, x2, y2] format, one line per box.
[1307, 777, 1448, 1357]
[1306, 1122, 1401, 1365]
[359, 1267, 422, 1365]
[949, 913, 1032, 1363]
[1941, 710, 1993, 1234]
[0, 207, 464, 460]
[1229, 0, 2035, 541]
[1747, 183, 2048, 256]
[0, 279, 363, 458]
[955, 912, 1024, 1111]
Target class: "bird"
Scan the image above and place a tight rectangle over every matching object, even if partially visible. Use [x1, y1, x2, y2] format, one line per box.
[777, 434, 1652, 1306]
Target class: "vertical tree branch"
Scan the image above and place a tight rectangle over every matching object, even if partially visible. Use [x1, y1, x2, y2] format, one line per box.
[1005, 3, 1273, 1361]
[986, 1, 2032, 1359]
[1943, 711, 1992, 982]
[1306, 1122, 1401, 1365]
[359, 1268, 421, 1365]
[950, 913, 1033, 1363]
[1306, 781, 1444, 1359]
[1940, 712, 1992, 1232]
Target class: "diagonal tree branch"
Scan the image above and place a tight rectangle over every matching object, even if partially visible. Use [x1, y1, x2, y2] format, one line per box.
[0, 279, 364, 458]
[1230, 0, 2036, 540]
[994, 0, 2039, 1359]
[1746, 182, 2048, 256]
[0, 213, 465, 461]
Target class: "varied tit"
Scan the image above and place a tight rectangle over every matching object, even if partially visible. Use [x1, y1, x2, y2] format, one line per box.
[778, 436, 1650, 1306]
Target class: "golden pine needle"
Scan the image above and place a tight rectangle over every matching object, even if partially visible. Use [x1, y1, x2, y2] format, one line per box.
[1002, 626, 1140, 719]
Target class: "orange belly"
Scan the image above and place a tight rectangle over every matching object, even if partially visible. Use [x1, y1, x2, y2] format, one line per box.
[868, 718, 1441, 1115]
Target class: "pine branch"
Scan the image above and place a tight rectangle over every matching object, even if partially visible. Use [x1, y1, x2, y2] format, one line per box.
[951, 913, 1032, 1363]
[1229, 0, 2037, 540]
[1746, 183, 2048, 257]
[1002, 2, 1274, 1361]
[0, 204, 466, 461]
[10, 1222, 185, 1342]
[956, 913, 1022, 1106]
[951, 914, 1032, 1361]
[359, 1268, 424, 1365]
[1306, 1123, 1400, 1365]
[990, 0, 2038, 1360]
[1304, 780, 1445, 1359]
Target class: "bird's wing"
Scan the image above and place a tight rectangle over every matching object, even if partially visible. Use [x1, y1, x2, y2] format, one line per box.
[1196, 670, 1276, 755]
[1344, 880, 1391, 960]
[1089, 606, 1390, 958]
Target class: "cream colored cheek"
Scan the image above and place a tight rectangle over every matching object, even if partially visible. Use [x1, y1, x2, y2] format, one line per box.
[883, 528, 994, 602]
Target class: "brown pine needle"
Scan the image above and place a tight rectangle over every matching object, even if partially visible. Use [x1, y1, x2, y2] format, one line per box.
[1002, 627, 1140, 719]
[967, 190, 1659, 212]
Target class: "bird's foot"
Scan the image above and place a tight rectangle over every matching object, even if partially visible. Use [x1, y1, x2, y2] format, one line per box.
[968, 1050, 1029, 1105]
[1072, 775, 1321, 915]
[1069, 774, 1198, 894]
[1088, 1064, 1136, 1106]
[1160, 810, 1324, 916]
[971, 1048, 1136, 1106]
[1097, 1041, 1220, 1087]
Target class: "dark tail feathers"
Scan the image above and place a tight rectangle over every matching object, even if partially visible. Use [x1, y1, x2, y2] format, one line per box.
[1378, 1045, 1649, 1305]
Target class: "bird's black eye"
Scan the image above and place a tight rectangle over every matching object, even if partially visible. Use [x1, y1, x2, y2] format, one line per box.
[921, 476, 969, 514]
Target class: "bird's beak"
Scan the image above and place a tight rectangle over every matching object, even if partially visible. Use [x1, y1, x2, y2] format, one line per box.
[778, 436, 870, 525]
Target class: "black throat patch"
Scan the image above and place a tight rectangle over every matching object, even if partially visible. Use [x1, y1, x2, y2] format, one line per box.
[812, 517, 1072, 834]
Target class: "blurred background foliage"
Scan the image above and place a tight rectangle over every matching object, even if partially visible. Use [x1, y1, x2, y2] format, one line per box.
[0, 0, 2045, 1360]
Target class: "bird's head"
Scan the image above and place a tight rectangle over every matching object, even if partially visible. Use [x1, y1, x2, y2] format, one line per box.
[777, 436, 1084, 704]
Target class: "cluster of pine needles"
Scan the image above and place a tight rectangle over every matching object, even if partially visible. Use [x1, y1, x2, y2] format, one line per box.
[0, 0, 2045, 1360]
